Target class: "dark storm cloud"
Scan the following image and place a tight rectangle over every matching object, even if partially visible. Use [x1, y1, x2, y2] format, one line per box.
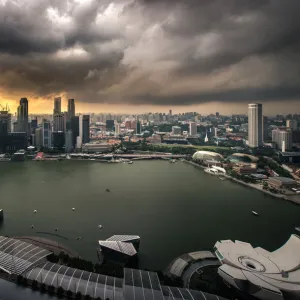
[0, 0, 300, 106]
[133, 85, 300, 106]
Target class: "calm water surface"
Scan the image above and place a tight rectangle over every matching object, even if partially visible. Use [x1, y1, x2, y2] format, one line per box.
[0, 160, 299, 270]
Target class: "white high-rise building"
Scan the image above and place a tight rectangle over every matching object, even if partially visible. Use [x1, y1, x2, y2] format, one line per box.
[79, 114, 83, 145]
[115, 123, 121, 135]
[272, 129, 292, 151]
[248, 103, 263, 147]
[189, 122, 197, 136]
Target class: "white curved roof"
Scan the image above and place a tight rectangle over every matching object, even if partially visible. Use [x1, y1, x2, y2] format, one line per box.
[214, 234, 300, 299]
[192, 151, 223, 160]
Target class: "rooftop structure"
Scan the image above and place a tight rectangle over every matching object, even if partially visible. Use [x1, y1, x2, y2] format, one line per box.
[98, 241, 137, 256]
[268, 177, 297, 189]
[23, 262, 123, 299]
[106, 235, 140, 243]
[0, 236, 51, 275]
[214, 234, 300, 300]
[192, 151, 224, 161]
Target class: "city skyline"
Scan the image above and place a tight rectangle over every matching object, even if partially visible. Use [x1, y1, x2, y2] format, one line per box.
[0, 0, 300, 115]
[2, 98, 300, 117]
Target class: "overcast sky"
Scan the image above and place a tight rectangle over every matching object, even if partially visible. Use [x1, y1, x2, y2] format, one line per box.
[0, 0, 300, 114]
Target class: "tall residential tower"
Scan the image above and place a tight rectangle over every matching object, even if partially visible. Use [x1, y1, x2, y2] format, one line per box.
[248, 103, 263, 148]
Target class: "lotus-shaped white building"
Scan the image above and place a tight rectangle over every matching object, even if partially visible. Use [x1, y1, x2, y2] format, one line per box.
[214, 234, 300, 300]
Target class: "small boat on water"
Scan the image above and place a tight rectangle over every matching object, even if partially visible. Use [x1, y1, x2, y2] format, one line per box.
[219, 177, 226, 181]
[252, 211, 259, 216]
[128, 161, 133, 164]
[295, 227, 300, 232]
[106, 189, 110, 192]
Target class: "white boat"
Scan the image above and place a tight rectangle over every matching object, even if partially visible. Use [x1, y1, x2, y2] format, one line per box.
[204, 165, 226, 176]
[252, 211, 259, 216]
[219, 177, 226, 181]
[295, 227, 300, 232]
[128, 161, 133, 164]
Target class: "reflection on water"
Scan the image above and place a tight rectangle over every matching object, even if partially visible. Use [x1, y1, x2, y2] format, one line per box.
[0, 160, 299, 270]
[0, 279, 54, 300]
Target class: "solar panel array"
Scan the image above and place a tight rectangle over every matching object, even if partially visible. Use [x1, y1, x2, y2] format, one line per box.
[124, 268, 165, 300]
[0, 236, 51, 275]
[106, 235, 140, 242]
[99, 241, 137, 256]
[23, 262, 124, 299]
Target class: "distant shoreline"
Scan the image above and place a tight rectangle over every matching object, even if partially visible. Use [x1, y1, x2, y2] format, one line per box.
[182, 159, 300, 206]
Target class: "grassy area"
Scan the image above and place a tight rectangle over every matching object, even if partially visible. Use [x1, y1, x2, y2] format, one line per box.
[156, 144, 230, 150]
[194, 145, 231, 150]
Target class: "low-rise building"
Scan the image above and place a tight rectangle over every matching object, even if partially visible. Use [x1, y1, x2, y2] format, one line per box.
[82, 142, 112, 153]
[233, 164, 257, 175]
[278, 151, 300, 163]
[268, 176, 298, 189]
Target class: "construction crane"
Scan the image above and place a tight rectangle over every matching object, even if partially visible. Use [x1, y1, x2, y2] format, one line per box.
[0, 104, 10, 114]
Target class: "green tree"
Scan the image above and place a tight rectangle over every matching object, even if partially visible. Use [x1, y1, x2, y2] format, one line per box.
[31, 279, 38, 290]
[57, 286, 65, 298]
[40, 283, 46, 293]
[22, 277, 27, 286]
[16, 275, 23, 284]
[48, 285, 55, 294]
[67, 290, 73, 299]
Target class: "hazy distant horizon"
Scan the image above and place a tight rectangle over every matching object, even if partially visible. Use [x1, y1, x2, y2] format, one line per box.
[4, 99, 299, 117]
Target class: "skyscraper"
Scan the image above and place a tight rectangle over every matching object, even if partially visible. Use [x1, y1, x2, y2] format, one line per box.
[79, 115, 90, 145]
[53, 113, 64, 132]
[189, 122, 197, 136]
[65, 130, 73, 153]
[17, 98, 29, 133]
[68, 99, 75, 120]
[106, 120, 114, 131]
[53, 97, 61, 114]
[263, 116, 268, 141]
[42, 119, 52, 148]
[136, 120, 141, 134]
[70, 116, 79, 147]
[248, 103, 263, 148]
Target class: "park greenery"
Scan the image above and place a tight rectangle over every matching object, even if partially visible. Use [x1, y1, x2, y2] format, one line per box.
[122, 140, 235, 156]
[257, 157, 293, 178]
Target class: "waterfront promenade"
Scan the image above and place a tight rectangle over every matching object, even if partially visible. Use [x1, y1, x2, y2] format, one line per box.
[183, 159, 300, 205]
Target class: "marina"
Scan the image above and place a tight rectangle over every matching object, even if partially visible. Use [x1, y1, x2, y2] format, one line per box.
[0, 160, 299, 270]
